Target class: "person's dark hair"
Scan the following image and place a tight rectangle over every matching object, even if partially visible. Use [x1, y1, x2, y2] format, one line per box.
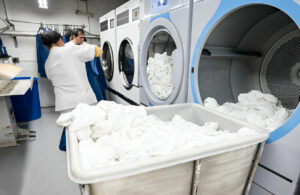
[40, 30, 62, 48]
[73, 28, 84, 37]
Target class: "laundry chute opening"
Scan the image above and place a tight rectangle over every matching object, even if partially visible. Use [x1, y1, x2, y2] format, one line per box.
[102, 42, 114, 82]
[119, 39, 134, 89]
[195, 4, 300, 132]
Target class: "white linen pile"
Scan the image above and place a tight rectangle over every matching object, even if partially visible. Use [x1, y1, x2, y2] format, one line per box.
[204, 90, 291, 132]
[57, 101, 260, 169]
[147, 52, 173, 99]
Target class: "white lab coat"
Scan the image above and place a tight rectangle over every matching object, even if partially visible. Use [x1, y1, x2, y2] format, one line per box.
[65, 41, 76, 47]
[45, 44, 97, 112]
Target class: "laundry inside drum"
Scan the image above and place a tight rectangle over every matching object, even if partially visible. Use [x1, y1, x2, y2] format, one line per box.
[196, 4, 300, 131]
[146, 31, 177, 99]
[204, 90, 293, 132]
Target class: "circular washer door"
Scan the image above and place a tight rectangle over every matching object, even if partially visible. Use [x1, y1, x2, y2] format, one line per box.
[119, 39, 134, 89]
[102, 41, 114, 81]
[140, 19, 184, 105]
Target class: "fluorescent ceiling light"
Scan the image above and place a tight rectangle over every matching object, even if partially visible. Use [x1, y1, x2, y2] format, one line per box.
[38, 0, 48, 9]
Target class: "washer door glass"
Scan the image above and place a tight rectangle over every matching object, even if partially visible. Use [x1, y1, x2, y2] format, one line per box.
[119, 39, 134, 88]
[102, 42, 114, 81]
[147, 30, 177, 100]
[140, 19, 184, 105]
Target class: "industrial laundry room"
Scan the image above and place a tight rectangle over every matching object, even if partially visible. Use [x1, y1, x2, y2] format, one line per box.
[0, 0, 300, 195]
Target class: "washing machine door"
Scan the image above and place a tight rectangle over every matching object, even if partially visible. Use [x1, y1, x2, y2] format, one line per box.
[191, 3, 300, 107]
[102, 41, 114, 82]
[190, 1, 300, 142]
[119, 39, 135, 89]
[189, 2, 300, 194]
[140, 18, 184, 105]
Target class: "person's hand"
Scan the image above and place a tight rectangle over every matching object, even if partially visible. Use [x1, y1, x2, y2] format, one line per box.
[95, 45, 103, 57]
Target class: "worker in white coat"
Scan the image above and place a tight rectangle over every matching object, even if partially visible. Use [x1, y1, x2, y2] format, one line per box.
[65, 28, 108, 102]
[40, 30, 103, 112]
[65, 28, 85, 47]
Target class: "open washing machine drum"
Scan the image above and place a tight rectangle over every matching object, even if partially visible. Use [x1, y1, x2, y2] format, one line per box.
[196, 5, 300, 109]
[119, 39, 134, 89]
[102, 42, 114, 81]
[140, 24, 184, 105]
[261, 33, 300, 109]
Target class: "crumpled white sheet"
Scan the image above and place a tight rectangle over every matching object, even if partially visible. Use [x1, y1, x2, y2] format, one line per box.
[204, 90, 291, 132]
[147, 52, 173, 99]
[57, 101, 260, 169]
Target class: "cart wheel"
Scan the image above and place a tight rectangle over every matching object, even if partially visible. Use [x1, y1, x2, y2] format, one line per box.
[79, 184, 90, 195]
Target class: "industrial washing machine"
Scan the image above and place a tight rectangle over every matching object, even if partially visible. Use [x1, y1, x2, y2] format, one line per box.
[115, 0, 141, 105]
[188, 0, 300, 194]
[100, 10, 120, 102]
[139, 0, 193, 106]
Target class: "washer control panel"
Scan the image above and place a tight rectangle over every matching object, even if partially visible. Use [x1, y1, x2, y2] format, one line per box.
[151, 0, 169, 14]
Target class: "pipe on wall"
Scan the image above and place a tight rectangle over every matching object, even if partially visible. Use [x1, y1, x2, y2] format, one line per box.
[0, 31, 100, 39]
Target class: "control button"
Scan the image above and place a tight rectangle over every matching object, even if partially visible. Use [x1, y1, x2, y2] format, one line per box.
[158, 0, 167, 6]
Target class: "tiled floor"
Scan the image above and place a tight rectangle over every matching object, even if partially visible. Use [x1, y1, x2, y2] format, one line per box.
[0, 109, 80, 195]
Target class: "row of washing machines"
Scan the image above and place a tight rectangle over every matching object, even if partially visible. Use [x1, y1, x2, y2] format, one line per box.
[99, 0, 300, 194]
[100, 0, 189, 106]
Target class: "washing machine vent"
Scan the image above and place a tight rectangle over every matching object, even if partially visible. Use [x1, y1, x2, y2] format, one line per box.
[264, 36, 300, 109]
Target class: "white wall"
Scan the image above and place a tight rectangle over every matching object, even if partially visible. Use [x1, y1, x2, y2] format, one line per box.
[0, 0, 127, 107]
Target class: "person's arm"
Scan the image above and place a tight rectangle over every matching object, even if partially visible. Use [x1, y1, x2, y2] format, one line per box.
[72, 44, 96, 62]
[82, 42, 103, 57]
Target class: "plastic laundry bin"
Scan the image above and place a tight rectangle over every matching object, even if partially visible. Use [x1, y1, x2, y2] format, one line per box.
[66, 104, 268, 195]
[10, 77, 41, 122]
